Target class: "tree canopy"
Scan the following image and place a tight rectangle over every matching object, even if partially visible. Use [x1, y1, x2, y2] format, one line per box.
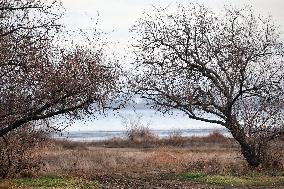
[0, 0, 120, 137]
[132, 4, 284, 167]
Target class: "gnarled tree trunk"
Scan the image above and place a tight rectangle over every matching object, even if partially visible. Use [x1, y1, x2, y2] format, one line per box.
[229, 125, 267, 167]
[239, 142, 262, 167]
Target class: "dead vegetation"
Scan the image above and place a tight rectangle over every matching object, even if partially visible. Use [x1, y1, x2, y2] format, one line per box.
[40, 130, 284, 180]
[0, 125, 49, 179]
[0, 130, 283, 188]
[54, 130, 235, 149]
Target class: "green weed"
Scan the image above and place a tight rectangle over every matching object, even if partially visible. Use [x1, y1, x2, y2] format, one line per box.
[179, 172, 284, 187]
[0, 175, 100, 189]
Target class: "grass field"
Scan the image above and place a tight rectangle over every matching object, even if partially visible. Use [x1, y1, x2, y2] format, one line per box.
[1, 173, 284, 188]
[0, 175, 100, 189]
[179, 172, 284, 187]
[1, 132, 284, 188]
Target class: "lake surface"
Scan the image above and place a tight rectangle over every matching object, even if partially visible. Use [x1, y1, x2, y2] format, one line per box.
[53, 109, 230, 141]
[53, 128, 230, 141]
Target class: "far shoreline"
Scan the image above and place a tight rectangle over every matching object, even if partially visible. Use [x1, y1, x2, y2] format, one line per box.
[52, 128, 232, 142]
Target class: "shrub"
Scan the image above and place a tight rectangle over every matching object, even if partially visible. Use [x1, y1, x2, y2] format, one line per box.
[126, 125, 156, 142]
[122, 113, 157, 142]
[0, 124, 48, 178]
[203, 130, 229, 143]
[258, 142, 283, 172]
[166, 129, 187, 147]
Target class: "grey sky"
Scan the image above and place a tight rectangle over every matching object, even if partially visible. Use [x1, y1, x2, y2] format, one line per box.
[59, 0, 284, 131]
[61, 0, 284, 53]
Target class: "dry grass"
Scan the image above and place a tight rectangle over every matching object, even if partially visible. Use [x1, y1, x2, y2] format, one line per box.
[38, 132, 282, 179]
[0, 129, 283, 189]
[57, 130, 235, 149]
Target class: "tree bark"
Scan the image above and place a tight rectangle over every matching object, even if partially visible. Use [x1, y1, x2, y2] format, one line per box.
[239, 142, 261, 167]
[229, 125, 264, 167]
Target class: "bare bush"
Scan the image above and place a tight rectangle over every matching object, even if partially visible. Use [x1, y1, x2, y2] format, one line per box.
[122, 113, 157, 142]
[169, 129, 183, 138]
[166, 129, 187, 146]
[0, 124, 48, 178]
[203, 131, 229, 143]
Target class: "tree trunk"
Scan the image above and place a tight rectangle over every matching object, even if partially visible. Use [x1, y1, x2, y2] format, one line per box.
[229, 125, 265, 167]
[239, 142, 261, 167]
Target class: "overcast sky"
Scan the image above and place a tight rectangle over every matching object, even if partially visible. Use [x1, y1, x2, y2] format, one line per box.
[60, 0, 284, 55]
[58, 0, 284, 131]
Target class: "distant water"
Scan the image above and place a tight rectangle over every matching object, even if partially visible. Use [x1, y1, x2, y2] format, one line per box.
[52, 109, 231, 141]
[53, 128, 231, 141]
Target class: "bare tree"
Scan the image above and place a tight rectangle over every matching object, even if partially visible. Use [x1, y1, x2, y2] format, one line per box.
[0, 0, 120, 137]
[132, 4, 284, 167]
